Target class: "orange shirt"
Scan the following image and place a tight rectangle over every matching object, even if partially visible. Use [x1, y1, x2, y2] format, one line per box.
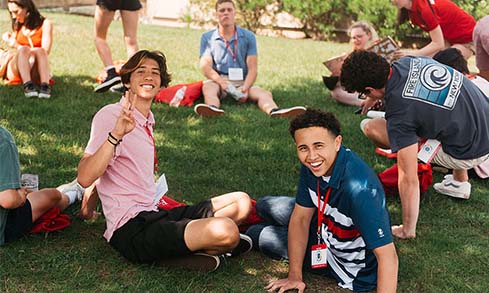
[15, 25, 43, 48]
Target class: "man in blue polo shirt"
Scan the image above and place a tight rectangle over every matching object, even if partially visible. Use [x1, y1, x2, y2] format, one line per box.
[194, 0, 305, 118]
[246, 109, 398, 292]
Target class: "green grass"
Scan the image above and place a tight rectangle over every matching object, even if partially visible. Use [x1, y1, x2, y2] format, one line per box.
[1, 12, 488, 292]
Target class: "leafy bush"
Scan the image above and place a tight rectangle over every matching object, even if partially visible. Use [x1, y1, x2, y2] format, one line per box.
[188, 0, 489, 43]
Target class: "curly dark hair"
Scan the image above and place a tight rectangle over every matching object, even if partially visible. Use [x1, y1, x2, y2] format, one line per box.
[433, 48, 469, 75]
[340, 50, 390, 94]
[120, 50, 171, 89]
[8, 0, 44, 31]
[289, 108, 341, 139]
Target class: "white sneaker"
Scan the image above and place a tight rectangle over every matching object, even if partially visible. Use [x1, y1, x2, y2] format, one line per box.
[57, 179, 85, 202]
[269, 106, 306, 118]
[194, 103, 225, 117]
[433, 175, 471, 199]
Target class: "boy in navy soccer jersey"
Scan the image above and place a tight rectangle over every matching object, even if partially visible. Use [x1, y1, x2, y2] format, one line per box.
[246, 109, 398, 292]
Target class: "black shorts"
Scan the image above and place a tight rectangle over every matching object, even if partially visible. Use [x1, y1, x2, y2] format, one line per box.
[4, 200, 33, 243]
[96, 0, 142, 11]
[109, 200, 214, 263]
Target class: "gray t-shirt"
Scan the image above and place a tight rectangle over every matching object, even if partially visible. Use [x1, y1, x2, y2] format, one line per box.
[0, 127, 22, 245]
[385, 56, 489, 159]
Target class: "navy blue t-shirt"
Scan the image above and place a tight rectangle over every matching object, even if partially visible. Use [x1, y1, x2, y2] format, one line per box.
[385, 56, 489, 159]
[296, 146, 393, 291]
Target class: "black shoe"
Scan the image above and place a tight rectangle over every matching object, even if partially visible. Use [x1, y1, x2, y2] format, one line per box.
[38, 83, 51, 99]
[228, 234, 253, 257]
[194, 103, 225, 117]
[158, 252, 222, 272]
[269, 106, 306, 118]
[322, 75, 339, 90]
[95, 69, 121, 93]
[23, 81, 38, 98]
[110, 83, 126, 94]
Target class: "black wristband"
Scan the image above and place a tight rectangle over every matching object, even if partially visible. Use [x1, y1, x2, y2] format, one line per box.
[108, 132, 122, 146]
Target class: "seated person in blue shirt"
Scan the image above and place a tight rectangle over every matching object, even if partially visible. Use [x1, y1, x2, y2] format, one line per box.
[246, 109, 398, 292]
[194, 0, 305, 118]
[0, 126, 81, 246]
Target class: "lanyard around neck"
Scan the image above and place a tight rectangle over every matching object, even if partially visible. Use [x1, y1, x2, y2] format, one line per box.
[222, 27, 238, 62]
[316, 180, 332, 244]
[143, 123, 158, 173]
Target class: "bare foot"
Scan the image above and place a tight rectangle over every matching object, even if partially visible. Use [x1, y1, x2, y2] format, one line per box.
[391, 225, 416, 239]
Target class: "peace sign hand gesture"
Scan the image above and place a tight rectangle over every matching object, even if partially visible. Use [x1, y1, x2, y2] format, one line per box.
[111, 90, 137, 139]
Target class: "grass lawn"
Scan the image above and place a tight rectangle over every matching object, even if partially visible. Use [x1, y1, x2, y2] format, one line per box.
[1, 11, 488, 292]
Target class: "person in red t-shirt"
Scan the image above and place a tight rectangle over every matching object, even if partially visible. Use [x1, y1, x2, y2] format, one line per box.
[392, 0, 476, 60]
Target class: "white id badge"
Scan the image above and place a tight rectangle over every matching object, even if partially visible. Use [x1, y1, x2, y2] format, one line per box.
[311, 244, 328, 269]
[417, 139, 442, 163]
[228, 67, 244, 81]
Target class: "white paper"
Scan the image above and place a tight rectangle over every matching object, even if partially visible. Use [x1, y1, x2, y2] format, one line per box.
[154, 173, 168, 204]
[417, 139, 442, 163]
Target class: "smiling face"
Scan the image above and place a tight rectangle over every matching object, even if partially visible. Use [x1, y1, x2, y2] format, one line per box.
[216, 1, 236, 28]
[125, 58, 161, 100]
[8, 2, 27, 24]
[294, 127, 342, 177]
[350, 27, 371, 51]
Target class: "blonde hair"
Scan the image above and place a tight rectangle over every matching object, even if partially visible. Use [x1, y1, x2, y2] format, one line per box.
[348, 21, 379, 48]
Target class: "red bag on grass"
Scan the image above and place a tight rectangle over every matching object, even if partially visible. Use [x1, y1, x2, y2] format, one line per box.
[30, 207, 71, 233]
[154, 81, 203, 107]
[378, 163, 433, 195]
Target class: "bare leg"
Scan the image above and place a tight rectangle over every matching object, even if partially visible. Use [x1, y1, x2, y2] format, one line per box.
[210, 191, 251, 224]
[26, 188, 62, 222]
[202, 81, 222, 108]
[452, 169, 469, 182]
[16, 46, 33, 82]
[363, 118, 390, 149]
[184, 217, 240, 254]
[247, 86, 278, 114]
[120, 10, 139, 58]
[31, 48, 51, 84]
[94, 6, 116, 67]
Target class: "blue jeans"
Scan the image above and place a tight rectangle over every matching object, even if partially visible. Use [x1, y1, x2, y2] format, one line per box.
[246, 196, 295, 260]
[246, 196, 331, 276]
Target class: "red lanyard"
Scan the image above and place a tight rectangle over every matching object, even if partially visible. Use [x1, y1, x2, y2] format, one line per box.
[143, 123, 158, 173]
[316, 180, 332, 244]
[223, 29, 238, 62]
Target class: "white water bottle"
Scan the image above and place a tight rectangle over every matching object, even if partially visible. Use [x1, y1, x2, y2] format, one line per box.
[169, 86, 187, 107]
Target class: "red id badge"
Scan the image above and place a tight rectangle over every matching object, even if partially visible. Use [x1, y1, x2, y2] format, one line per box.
[311, 243, 328, 269]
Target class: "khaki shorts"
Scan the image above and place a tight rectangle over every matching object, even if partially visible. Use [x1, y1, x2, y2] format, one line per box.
[204, 76, 256, 99]
[431, 148, 489, 170]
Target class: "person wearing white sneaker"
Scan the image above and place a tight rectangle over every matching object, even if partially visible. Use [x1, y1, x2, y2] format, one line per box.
[433, 175, 471, 199]
[341, 51, 489, 239]
[197, 0, 305, 118]
[77, 50, 252, 271]
[0, 126, 73, 246]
